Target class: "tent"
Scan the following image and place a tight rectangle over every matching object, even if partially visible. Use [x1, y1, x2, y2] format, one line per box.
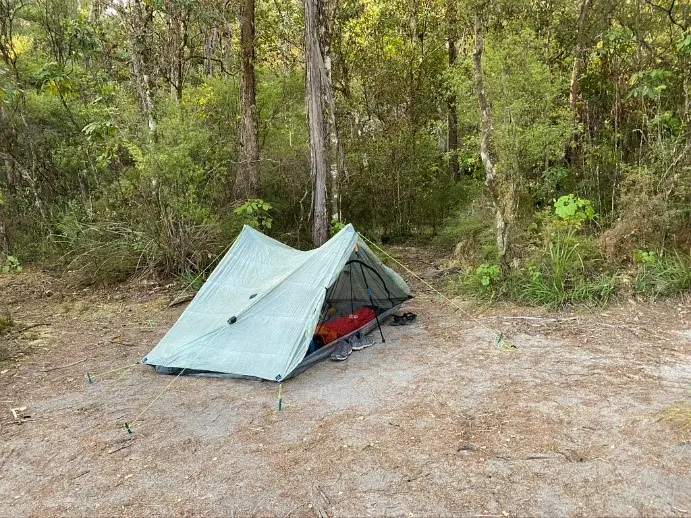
[142, 224, 412, 381]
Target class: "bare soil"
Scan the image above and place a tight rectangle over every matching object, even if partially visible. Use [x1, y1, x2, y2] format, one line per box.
[0, 266, 690, 517]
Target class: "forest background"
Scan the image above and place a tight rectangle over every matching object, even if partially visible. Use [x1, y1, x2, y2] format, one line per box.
[0, 0, 689, 306]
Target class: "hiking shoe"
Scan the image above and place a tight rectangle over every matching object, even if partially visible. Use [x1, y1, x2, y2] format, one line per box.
[330, 340, 353, 361]
[351, 335, 374, 351]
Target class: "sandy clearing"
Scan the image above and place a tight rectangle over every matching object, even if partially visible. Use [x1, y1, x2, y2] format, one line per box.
[0, 271, 690, 517]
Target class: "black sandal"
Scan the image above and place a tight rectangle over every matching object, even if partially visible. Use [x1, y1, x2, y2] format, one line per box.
[390, 312, 417, 326]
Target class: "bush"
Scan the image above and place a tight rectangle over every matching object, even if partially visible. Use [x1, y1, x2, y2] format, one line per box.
[53, 212, 242, 284]
[458, 263, 502, 300]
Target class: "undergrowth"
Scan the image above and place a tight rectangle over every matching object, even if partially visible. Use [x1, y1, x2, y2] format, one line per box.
[451, 195, 689, 307]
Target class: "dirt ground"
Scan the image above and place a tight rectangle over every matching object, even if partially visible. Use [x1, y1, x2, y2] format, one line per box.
[1, 266, 690, 517]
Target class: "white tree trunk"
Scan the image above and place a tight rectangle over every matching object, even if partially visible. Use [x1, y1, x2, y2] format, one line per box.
[472, 17, 510, 262]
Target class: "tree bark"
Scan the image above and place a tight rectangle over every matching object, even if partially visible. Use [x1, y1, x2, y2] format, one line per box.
[569, 0, 591, 115]
[233, 0, 261, 201]
[0, 203, 9, 256]
[304, 0, 329, 246]
[472, 17, 509, 263]
[447, 0, 460, 180]
[204, 27, 219, 76]
[565, 0, 591, 164]
[128, 0, 157, 142]
[321, 0, 343, 224]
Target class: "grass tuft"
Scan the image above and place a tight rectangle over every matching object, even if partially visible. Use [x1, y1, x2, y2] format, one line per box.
[0, 314, 14, 335]
[659, 403, 691, 432]
[634, 250, 691, 299]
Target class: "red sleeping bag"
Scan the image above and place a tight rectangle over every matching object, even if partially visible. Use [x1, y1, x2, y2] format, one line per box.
[322, 307, 376, 339]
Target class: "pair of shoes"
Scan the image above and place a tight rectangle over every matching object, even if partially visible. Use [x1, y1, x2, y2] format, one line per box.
[390, 312, 417, 326]
[351, 335, 374, 351]
[330, 339, 353, 361]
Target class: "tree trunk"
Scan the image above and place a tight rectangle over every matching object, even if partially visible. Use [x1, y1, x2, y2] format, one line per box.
[569, 0, 591, 114]
[304, 0, 329, 246]
[0, 204, 9, 256]
[321, 0, 343, 224]
[129, 0, 157, 142]
[234, 0, 260, 201]
[566, 0, 591, 164]
[0, 114, 10, 254]
[447, 0, 460, 180]
[472, 17, 510, 263]
[204, 27, 219, 76]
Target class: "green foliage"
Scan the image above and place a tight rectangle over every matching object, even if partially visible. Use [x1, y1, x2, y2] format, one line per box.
[476, 263, 501, 288]
[235, 199, 274, 231]
[2, 255, 23, 273]
[554, 195, 596, 223]
[0, 0, 688, 306]
[634, 250, 691, 299]
[455, 193, 616, 307]
[330, 218, 346, 236]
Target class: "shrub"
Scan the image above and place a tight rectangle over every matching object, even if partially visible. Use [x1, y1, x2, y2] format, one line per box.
[1, 255, 23, 273]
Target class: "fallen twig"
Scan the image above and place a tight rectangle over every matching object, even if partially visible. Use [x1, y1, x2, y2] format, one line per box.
[483, 316, 578, 323]
[108, 442, 133, 454]
[13, 323, 51, 335]
[10, 407, 28, 421]
[315, 485, 330, 505]
[42, 358, 87, 372]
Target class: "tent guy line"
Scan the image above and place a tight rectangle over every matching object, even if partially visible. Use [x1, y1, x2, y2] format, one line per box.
[357, 233, 513, 352]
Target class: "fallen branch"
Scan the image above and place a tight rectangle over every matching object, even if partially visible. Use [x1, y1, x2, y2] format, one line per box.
[483, 316, 578, 323]
[167, 294, 195, 308]
[13, 323, 51, 335]
[42, 358, 87, 372]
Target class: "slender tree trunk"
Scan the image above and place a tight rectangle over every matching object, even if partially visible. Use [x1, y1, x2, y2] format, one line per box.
[0, 203, 8, 255]
[0, 114, 11, 253]
[204, 27, 219, 76]
[472, 17, 510, 264]
[88, 0, 101, 22]
[569, 0, 591, 113]
[234, 0, 260, 201]
[447, 0, 460, 180]
[128, 0, 157, 142]
[304, 0, 329, 246]
[566, 0, 591, 163]
[321, 0, 343, 224]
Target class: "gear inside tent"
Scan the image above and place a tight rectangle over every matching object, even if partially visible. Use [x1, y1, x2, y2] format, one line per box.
[142, 224, 412, 381]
